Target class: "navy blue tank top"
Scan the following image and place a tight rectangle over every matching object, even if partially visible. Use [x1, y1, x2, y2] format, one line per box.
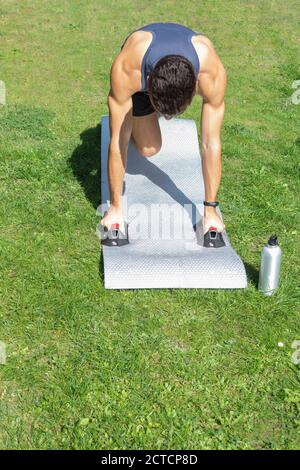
[121, 22, 201, 92]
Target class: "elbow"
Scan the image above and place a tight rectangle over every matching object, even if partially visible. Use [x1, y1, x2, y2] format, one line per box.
[200, 140, 221, 153]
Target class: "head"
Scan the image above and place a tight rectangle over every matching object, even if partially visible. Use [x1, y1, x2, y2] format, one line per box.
[148, 55, 196, 119]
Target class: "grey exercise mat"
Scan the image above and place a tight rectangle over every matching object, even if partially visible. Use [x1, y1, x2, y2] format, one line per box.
[99, 114, 247, 290]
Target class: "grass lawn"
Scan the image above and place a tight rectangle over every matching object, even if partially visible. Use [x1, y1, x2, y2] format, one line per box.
[0, 0, 300, 449]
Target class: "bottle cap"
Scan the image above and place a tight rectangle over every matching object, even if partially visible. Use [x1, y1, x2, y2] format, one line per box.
[268, 234, 278, 246]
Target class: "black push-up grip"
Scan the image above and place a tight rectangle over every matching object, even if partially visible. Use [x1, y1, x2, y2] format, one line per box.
[203, 226, 226, 248]
[101, 222, 129, 247]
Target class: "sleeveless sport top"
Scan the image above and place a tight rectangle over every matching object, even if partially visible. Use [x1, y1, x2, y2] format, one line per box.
[121, 22, 201, 92]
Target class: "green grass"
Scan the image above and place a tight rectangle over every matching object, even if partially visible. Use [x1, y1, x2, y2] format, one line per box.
[0, 0, 300, 449]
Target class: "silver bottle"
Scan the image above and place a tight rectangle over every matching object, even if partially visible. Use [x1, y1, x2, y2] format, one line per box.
[258, 235, 282, 296]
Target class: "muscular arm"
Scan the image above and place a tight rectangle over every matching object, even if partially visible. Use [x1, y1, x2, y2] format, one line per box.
[200, 98, 225, 201]
[197, 39, 227, 231]
[101, 58, 135, 230]
[107, 60, 133, 207]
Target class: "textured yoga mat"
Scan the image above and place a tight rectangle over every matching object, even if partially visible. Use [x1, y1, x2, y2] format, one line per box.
[99, 114, 247, 290]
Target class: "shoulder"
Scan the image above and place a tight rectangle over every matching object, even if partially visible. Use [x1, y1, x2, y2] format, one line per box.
[110, 30, 152, 94]
[192, 35, 226, 76]
[192, 35, 227, 103]
[120, 30, 152, 53]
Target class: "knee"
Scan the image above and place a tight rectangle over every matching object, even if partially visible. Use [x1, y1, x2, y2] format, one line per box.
[139, 142, 162, 158]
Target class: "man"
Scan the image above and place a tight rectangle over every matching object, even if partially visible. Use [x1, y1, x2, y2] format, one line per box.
[101, 22, 227, 235]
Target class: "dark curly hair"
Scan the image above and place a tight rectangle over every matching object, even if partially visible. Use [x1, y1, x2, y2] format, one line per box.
[148, 55, 197, 116]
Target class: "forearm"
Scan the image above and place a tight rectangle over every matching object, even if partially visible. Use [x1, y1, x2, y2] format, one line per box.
[200, 140, 222, 202]
[197, 48, 226, 231]
[107, 145, 127, 208]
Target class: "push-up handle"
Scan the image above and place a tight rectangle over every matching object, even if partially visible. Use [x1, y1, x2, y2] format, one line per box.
[101, 222, 130, 247]
[203, 226, 226, 248]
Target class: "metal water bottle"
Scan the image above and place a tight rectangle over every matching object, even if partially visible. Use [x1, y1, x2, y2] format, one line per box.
[258, 234, 282, 296]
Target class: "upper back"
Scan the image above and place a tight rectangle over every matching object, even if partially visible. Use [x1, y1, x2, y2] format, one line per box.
[110, 26, 224, 100]
[124, 23, 201, 92]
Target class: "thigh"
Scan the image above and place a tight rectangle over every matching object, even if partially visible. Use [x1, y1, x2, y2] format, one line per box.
[132, 91, 155, 117]
[131, 93, 162, 156]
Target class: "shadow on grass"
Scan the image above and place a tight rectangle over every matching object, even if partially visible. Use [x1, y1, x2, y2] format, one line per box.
[68, 124, 102, 209]
[68, 124, 104, 283]
[99, 248, 104, 285]
[244, 262, 259, 288]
